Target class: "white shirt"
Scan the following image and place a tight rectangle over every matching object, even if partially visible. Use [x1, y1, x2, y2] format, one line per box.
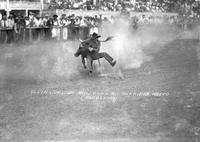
[7, 19, 15, 28]
[34, 18, 41, 27]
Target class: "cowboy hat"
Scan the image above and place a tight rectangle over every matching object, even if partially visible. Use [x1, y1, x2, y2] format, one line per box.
[29, 12, 35, 15]
[92, 32, 101, 39]
[53, 14, 58, 18]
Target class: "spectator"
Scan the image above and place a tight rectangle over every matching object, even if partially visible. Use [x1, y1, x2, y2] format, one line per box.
[52, 14, 61, 39]
[138, 15, 149, 25]
[60, 14, 67, 26]
[29, 12, 35, 27]
[34, 15, 42, 27]
[25, 16, 30, 27]
[7, 15, 15, 29]
[42, 15, 49, 26]
[14, 16, 22, 42]
[80, 16, 88, 26]
[53, 14, 59, 26]
[6, 15, 15, 43]
[1, 15, 8, 28]
[46, 17, 53, 27]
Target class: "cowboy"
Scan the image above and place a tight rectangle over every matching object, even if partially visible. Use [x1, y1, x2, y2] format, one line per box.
[83, 32, 117, 67]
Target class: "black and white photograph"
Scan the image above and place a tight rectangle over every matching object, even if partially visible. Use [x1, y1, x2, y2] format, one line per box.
[0, 0, 200, 142]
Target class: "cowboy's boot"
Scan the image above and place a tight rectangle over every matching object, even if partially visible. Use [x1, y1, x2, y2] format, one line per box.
[100, 52, 116, 67]
[110, 60, 117, 67]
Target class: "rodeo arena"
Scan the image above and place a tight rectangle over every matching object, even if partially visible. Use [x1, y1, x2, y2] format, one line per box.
[1, 0, 200, 142]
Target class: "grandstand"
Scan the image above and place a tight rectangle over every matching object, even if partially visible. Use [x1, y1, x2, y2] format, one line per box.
[0, 0, 49, 17]
[0, 0, 199, 45]
[48, 0, 200, 16]
[1, 0, 200, 17]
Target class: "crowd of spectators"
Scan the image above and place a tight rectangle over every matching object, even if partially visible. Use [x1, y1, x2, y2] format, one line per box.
[49, 0, 94, 10]
[0, 11, 180, 42]
[0, 11, 109, 43]
[0, 12, 178, 31]
[1, 0, 200, 43]
[0, 10, 199, 44]
[47, 0, 200, 31]
[1, 0, 200, 30]
[48, 0, 200, 15]
[0, 12, 102, 30]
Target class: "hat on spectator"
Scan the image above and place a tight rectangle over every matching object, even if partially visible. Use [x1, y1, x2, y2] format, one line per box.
[8, 14, 13, 19]
[61, 14, 66, 17]
[53, 14, 58, 18]
[25, 16, 29, 20]
[2, 15, 7, 20]
[44, 14, 49, 17]
[68, 14, 75, 19]
[29, 12, 35, 15]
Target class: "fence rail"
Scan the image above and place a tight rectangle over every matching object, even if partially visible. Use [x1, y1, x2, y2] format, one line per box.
[0, 23, 199, 44]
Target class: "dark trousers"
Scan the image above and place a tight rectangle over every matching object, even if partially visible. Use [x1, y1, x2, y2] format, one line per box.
[7, 30, 14, 43]
[0, 30, 7, 43]
[86, 52, 114, 71]
[90, 52, 114, 64]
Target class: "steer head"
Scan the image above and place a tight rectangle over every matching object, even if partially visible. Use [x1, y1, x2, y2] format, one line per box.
[74, 41, 89, 57]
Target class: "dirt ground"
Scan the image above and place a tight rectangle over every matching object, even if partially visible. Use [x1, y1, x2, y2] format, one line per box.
[0, 38, 200, 142]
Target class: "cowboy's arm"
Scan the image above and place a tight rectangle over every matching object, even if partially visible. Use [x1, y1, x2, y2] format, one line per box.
[81, 37, 92, 44]
[88, 40, 100, 52]
[91, 45, 99, 52]
[89, 44, 99, 51]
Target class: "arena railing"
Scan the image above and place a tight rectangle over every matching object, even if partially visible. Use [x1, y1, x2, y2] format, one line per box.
[0, 25, 90, 44]
[0, 21, 199, 44]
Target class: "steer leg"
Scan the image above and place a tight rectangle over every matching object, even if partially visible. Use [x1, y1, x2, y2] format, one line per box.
[91, 60, 94, 70]
[86, 56, 93, 74]
[81, 55, 87, 69]
[98, 59, 101, 66]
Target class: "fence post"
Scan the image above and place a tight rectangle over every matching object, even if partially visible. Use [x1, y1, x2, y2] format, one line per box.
[3, 29, 8, 44]
[62, 26, 68, 41]
[60, 26, 63, 40]
[29, 27, 32, 42]
[37, 28, 41, 41]
[23, 28, 26, 42]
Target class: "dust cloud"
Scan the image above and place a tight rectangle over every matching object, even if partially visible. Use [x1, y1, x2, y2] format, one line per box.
[0, 17, 190, 87]
[99, 16, 179, 71]
[0, 41, 81, 87]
